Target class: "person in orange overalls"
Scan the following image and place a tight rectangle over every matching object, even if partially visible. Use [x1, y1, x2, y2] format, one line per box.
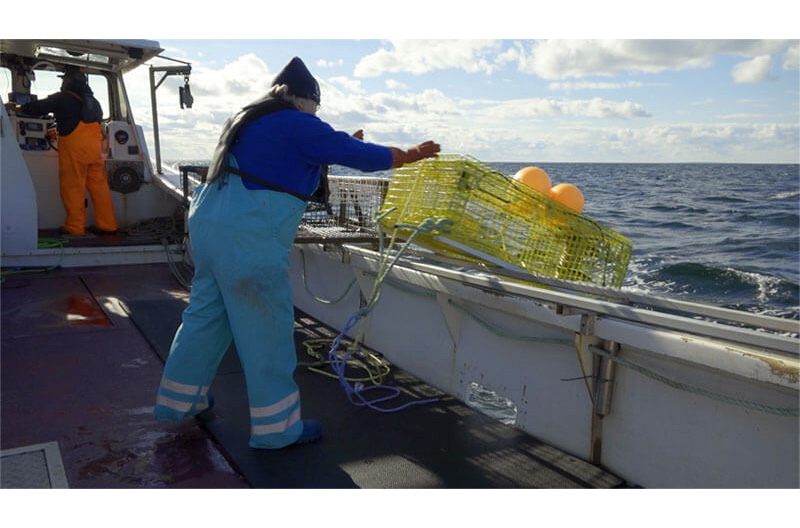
[21, 66, 118, 235]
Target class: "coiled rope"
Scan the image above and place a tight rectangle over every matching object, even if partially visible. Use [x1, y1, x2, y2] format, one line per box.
[300, 337, 390, 385]
[324, 210, 453, 412]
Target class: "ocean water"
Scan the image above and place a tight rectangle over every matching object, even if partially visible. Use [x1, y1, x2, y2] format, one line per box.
[328, 162, 800, 321]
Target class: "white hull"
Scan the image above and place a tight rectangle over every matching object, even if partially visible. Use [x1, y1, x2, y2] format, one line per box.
[290, 242, 799, 488]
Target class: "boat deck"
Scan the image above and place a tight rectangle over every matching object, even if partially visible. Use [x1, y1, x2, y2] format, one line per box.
[1, 262, 624, 488]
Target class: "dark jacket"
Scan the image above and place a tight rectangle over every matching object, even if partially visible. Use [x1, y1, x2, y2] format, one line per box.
[21, 80, 103, 136]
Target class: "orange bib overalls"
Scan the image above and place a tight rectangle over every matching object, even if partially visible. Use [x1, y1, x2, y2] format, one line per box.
[57, 121, 118, 234]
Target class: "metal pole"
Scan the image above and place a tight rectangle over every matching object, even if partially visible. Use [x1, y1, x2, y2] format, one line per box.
[590, 340, 619, 466]
[148, 63, 190, 176]
[595, 341, 620, 416]
[149, 66, 162, 175]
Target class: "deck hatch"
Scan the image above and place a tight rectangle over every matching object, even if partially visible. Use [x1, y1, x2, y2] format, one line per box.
[0, 441, 69, 489]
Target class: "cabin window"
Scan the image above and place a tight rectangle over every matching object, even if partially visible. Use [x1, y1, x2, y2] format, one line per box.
[113, 74, 131, 122]
[87, 74, 111, 121]
[1, 66, 12, 103]
[0, 68, 111, 121]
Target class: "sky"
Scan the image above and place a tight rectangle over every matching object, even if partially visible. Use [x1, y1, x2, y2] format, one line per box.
[6, 2, 800, 165]
[122, 37, 798, 164]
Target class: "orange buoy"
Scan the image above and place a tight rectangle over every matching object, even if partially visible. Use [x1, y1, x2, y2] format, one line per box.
[513, 166, 551, 195]
[549, 183, 584, 213]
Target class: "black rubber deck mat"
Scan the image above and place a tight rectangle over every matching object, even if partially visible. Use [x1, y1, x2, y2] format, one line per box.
[124, 299, 241, 375]
[126, 300, 623, 488]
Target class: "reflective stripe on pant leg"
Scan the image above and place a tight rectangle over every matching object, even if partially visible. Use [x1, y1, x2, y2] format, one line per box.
[153, 184, 233, 422]
[250, 392, 302, 437]
[155, 379, 212, 415]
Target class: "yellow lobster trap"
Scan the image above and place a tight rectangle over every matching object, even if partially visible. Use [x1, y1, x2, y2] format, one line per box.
[378, 155, 632, 287]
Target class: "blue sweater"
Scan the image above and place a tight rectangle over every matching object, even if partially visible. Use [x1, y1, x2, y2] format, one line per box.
[230, 109, 393, 196]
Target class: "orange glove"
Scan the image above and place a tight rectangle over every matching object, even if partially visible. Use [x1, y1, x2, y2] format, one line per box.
[390, 141, 441, 168]
[406, 141, 440, 163]
[352, 129, 364, 140]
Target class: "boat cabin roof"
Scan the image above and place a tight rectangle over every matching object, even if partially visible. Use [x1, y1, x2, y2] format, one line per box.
[0, 39, 162, 73]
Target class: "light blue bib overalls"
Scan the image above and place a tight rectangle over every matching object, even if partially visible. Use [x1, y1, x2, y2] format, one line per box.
[153, 157, 307, 449]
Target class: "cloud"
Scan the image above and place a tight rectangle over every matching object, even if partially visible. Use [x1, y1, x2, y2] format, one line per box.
[783, 42, 799, 71]
[731, 55, 774, 83]
[122, 52, 277, 160]
[385, 79, 408, 90]
[496, 122, 800, 163]
[354, 39, 503, 77]
[364, 89, 461, 116]
[327, 76, 364, 93]
[317, 58, 344, 68]
[548, 80, 647, 91]
[516, 39, 793, 80]
[482, 97, 651, 119]
[495, 44, 520, 65]
[736, 98, 769, 107]
[122, 43, 798, 163]
[715, 113, 771, 120]
[313, 83, 464, 146]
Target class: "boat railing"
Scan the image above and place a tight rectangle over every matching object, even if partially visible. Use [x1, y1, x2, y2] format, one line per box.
[400, 247, 799, 337]
[342, 243, 799, 356]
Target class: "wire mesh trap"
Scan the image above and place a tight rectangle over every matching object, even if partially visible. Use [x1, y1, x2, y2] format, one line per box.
[378, 155, 632, 287]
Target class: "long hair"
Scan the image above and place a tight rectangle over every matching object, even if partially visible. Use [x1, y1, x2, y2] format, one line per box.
[269, 84, 317, 114]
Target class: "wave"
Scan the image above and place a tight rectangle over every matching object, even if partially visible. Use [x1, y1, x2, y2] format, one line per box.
[645, 204, 711, 214]
[625, 260, 799, 319]
[768, 190, 800, 200]
[702, 196, 750, 203]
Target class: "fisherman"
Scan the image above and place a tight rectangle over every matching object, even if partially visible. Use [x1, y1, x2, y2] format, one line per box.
[153, 57, 440, 449]
[19, 66, 118, 236]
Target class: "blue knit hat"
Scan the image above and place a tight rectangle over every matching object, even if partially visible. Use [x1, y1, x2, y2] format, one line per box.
[272, 57, 320, 103]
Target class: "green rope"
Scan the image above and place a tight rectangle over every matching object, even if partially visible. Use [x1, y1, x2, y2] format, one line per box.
[589, 345, 799, 417]
[1, 237, 66, 282]
[346, 212, 453, 348]
[299, 248, 357, 304]
[37, 237, 68, 249]
[448, 299, 573, 345]
[369, 273, 436, 299]
[161, 237, 193, 290]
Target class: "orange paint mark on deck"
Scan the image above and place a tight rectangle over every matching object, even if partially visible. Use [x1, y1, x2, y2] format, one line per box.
[65, 295, 112, 326]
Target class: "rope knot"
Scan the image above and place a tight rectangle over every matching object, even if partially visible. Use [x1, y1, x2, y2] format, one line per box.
[417, 218, 454, 234]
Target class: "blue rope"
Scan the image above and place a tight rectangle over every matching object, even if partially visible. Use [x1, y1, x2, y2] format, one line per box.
[322, 216, 454, 412]
[328, 308, 439, 412]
